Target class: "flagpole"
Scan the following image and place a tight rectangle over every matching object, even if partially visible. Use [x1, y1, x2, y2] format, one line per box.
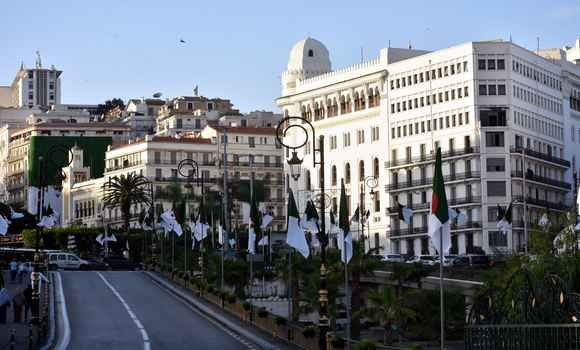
[439, 226, 445, 350]
[344, 235, 351, 350]
[249, 159, 254, 295]
[288, 249, 292, 321]
[522, 147, 528, 254]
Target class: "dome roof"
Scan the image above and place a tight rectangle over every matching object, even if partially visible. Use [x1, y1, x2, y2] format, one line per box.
[287, 37, 331, 73]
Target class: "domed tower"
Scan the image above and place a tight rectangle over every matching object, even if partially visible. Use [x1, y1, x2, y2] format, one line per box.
[282, 37, 331, 95]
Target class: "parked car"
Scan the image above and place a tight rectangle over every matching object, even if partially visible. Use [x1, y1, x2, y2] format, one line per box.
[84, 257, 110, 270]
[47, 252, 90, 270]
[434, 255, 457, 267]
[382, 254, 404, 263]
[452, 256, 470, 267]
[102, 256, 141, 270]
[451, 255, 491, 267]
[406, 255, 437, 266]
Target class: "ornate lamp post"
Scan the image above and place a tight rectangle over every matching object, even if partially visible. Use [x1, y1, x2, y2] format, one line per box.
[276, 116, 328, 350]
[32, 145, 73, 325]
[178, 158, 204, 275]
[360, 176, 378, 251]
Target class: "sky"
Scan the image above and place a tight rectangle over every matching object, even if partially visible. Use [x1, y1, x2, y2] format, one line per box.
[1, 0, 579, 113]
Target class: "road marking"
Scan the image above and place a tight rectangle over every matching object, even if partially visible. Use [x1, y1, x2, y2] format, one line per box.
[96, 272, 150, 350]
[54, 272, 71, 350]
[145, 274, 257, 349]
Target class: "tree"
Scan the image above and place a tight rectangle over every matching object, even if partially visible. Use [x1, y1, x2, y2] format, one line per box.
[103, 174, 151, 236]
[356, 287, 416, 345]
[97, 98, 125, 117]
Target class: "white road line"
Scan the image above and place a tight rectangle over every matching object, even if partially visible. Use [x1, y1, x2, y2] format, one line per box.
[54, 272, 71, 350]
[96, 272, 151, 350]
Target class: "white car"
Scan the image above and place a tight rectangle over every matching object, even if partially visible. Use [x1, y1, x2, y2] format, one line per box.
[47, 252, 90, 270]
[434, 255, 457, 267]
[406, 255, 437, 266]
[382, 254, 404, 263]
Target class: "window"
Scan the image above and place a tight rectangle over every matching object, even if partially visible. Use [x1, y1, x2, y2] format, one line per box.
[343, 133, 351, 147]
[487, 181, 506, 196]
[371, 126, 380, 141]
[486, 132, 504, 147]
[373, 158, 379, 178]
[479, 85, 487, 96]
[357, 129, 365, 144]
[498, 84, 506, 95]
[331, 166, 337, 186]
[478, 59, 486, 70]
[489, 231, 507, 247]
[487, 59, 496, 70]
[497, 59, 505, 70]
[487, 158, 505, 172]
[488, 85, 497, 96]
[308, 49, 314, 57]
[249, 137, 255, 148]
[345, 163, 351, 184]
[358, 161, 365, 181]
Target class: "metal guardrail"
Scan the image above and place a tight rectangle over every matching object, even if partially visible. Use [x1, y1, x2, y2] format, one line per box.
[465, 324, 580, 350]
[385, 171, 481, 191]
[510, 146, 570, 167]
[512, 195, 570, 211]
[385, 147, 480, 168]
[511, 171, 571, 190]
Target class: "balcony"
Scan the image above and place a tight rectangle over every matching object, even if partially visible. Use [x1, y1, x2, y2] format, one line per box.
[385, 147, 480, 168]
[511, 171, 571, 190]
[152, 160, 217, 166]
[510, 146, 570, 167]
[387, 226, 428, 237]
[385, 171, 481, 191]
[223, 161, 283, 169]
[512, 195, 570, 211]
[106, 160, 143, 172]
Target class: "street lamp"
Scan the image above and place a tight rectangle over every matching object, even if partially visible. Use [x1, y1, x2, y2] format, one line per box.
[276, 116, 328, 350]
[178, 158, 204, 276]
[360, 176, 378, 252]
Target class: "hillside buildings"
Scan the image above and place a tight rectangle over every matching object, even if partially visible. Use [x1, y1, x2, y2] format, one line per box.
[278, 37, 580, 255]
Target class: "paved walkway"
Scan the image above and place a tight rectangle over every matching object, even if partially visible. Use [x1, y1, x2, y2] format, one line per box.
[0, 270, 36, 350]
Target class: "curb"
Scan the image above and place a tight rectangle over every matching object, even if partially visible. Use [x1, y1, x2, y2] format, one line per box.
[144, 271, 281, 350]
[51, 272, 70, 350]
[39, 272, 56, 350]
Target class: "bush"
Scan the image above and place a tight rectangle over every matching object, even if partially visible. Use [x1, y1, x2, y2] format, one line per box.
[226, 293, 236, 304]
[242, 301, 252, 311]
[207, 285, 215, 294]
[275, 316, 287, 326]
[257, 307, 268, 318]
[331, 336, 345, 348]
[353, 340, 376, 350]
[302, 326, 316, 338]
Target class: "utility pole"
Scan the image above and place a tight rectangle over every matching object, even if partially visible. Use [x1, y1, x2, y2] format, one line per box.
[221, 129, 229, 290]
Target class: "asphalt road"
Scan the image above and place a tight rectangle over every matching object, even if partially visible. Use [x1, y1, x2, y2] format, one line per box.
[61, 271, 249, 350]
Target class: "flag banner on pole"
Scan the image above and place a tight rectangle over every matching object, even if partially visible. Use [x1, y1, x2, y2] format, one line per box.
[37, 206, 57, 228]
[160, 209, 183, 236]
[218, 221, 225, 245]
[329, 210, 339, 236]
[339, 179, 353, 264]
[428, 148, 451, 254]
[248, 189, 261, 255]
[310, 232, 320, 248]
[96, 234, 104, 245]
[229, 238, 236, 248]
[139, 207, 153, 230]
[388, 202, 413, 225]
[364, 209, 370, 223]
[285, 189, 309, 258]
[104, 232, 117, 243]
[350, 206, 360, 223]
[191, 233, 196, 250]
[0, 215, 9, 235]
[248, 227, 256, 254]
[241, 202, 251, 224]
[302, 200, 320, 233]
[261, 211, 274, 229]
[10, 207, 23, 220]
[27, 187, 40, 215]
[497, 202, 513, 234]
[539, 213, 550, 228]
[258, 235, 269, 246]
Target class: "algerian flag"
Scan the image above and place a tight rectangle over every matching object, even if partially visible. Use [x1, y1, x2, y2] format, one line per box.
[104, 232, 117, 242]
[248, 227, 256, 254]
[139, 207, 154, 230]
[310, 232, 320, 248]
[329, 210, 339, 235]
[27, 187, 40, 215]
[497, 202, 512, 234]
[538, 209, 550, 229]
[389, 202, 413, 225]
[428, 148, 451, 254]
[229, 238, 236, 248]
[218, 221, 225, 245]
[194, 202, 210, 241]
[339, 179, 353, 264]
[38, 206, 57, 228]
[10, 207, 23, 219]
[248, 190, 261, 255]
[285, 189, 309, 258]
[258, 235, 269, 246]
[0, 215, 9, 235]
[350, 206, 360, 223]
[96, 234, 104, 245]
[261, 210, 273, 229]
[302, 200, 319, 233]
[241, 202, 251, 224]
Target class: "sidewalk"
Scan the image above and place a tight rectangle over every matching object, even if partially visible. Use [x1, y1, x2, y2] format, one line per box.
[0, 271, 38, 350]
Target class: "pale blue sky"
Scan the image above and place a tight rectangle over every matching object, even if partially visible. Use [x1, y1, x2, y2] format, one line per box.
[1, 0, 578, 113]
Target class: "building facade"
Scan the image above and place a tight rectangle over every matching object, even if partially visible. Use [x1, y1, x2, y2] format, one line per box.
[0, 60, 62, 109]
[278, 37, 580, 256]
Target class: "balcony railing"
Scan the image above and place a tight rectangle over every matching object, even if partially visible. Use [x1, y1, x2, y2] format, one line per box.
[385, 171, 481, 191]
[387, 226, 429, 237]
[385, 147, 480, 168]
[510, 146, 570, 167]
[512, 195, 570, 211]
[511, 171, 571, 190]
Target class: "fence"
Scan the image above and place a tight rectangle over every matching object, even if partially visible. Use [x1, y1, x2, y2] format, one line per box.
[466, 324, 580, 350]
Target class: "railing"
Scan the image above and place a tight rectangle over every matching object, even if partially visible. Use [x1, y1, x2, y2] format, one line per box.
[388, 222, 481, 237]
[465, 324, 580, 350]
[448, 196, 482, 206]
[106, 161, 143, 172]
[510, 146, 570, 167]
[385, 147, 480, 168]
[222, 161, 283, 169]
[511, 171, 571, 190]
[512, 195, 570, 211]
[152, 160, 217, 166]
[385, 171, 481, 191]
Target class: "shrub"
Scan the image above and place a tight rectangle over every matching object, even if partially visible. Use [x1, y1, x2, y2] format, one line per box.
[302, 326, 316, 338]
[226, 293, 236, 303]
[242, 301, 252, 311]
[353, 340, 376, 350]
[275, 316, 287, 326]
[257, 307, 268, 318]
[331, 336, 345, 348]
[207, 285, 215, 294]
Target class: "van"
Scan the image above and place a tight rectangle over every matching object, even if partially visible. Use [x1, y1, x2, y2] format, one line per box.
[47, 252, 89, 270]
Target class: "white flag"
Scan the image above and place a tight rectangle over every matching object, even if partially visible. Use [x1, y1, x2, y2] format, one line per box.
[229, 238, 236, 248]
[0, 215, 8, 235]
[341, 230, 353, 264]
[258, 235, 269, 246]
[286, 190, 309, 258]
[241, 202, 251, 224]
[248, 227, 256, 254]
[218, 222, 225, 245]
[261, 213, 274, 229]
[96, 234, 104, 245]
[27, 187, 39, 215]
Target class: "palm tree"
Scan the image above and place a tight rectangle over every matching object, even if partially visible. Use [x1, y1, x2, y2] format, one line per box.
[357, 287, 416, 345]
[103, 174, 151, 236]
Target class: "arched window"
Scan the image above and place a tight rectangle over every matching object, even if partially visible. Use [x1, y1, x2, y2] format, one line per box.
[308, 49, 314, 57]
[332, 98, 338, 116]
[331, 165, 337, 186]
[374, 87, 380, 106]
[373, 158, 379, 178]
[340, 95, 346, 115]
[359, 160, 365, 181]
[354, 91, 360, 111]
[306, 170, 311, 190]
[345, 163, 351, 184]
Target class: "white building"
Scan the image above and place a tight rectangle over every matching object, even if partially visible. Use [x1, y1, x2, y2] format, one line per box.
[278, 37, 580, 256]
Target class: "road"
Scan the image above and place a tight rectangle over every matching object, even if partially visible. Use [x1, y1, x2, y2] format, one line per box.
[61, 271, 250, 350]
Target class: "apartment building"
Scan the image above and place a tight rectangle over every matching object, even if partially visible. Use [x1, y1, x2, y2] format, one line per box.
[0, 59, 62, 109]
[278, 37, 580, 256]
